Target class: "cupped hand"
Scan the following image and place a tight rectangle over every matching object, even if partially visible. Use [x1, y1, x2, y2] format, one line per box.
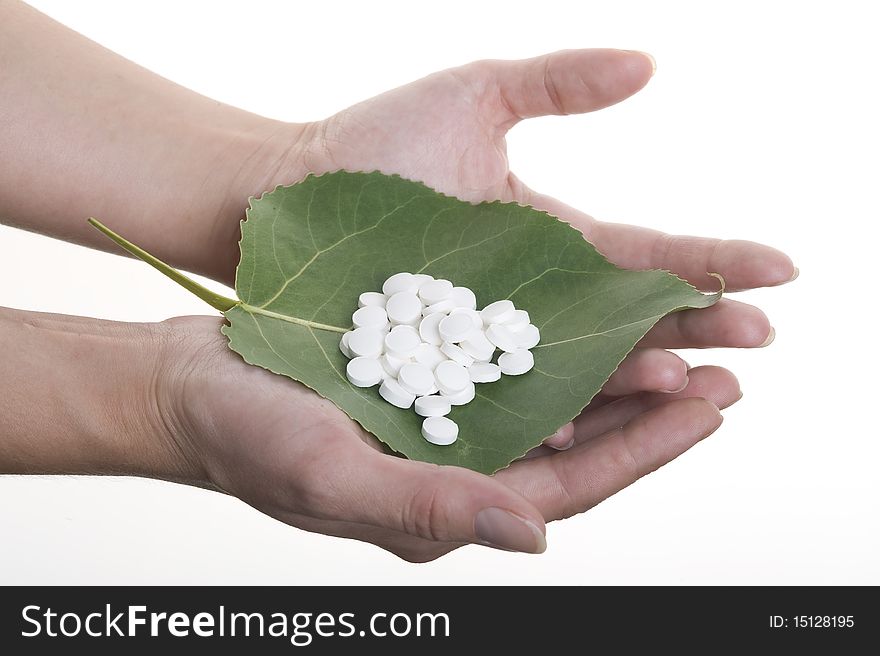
[288, 48, 796, 353]
[158, 316, 741, 562]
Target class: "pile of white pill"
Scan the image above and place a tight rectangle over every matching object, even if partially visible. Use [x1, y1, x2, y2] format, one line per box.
[339, 272, 540, 446]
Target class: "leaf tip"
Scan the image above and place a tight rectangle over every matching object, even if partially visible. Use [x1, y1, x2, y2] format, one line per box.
[707, 272, 726, 294]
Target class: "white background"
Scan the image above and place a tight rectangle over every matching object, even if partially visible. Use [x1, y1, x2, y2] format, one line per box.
[1, 0, 877, 584]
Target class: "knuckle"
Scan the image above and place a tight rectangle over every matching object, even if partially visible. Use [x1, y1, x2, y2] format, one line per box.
[400, 470, 447, 541]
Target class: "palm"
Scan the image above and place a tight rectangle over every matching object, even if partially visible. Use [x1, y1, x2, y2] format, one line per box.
[307, 69, 515, 203]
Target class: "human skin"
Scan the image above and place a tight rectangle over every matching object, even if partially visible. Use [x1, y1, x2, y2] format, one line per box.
[0, 2, 794, 559]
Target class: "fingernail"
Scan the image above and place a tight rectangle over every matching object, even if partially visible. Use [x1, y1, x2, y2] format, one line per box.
[625, 50, 656, 75]
[774, 266, 799, 286]
[475, 508, 546, 554]
[661, 375, 689, 394]
[759, 327, 776, 347]
[549, 437, 575, 451]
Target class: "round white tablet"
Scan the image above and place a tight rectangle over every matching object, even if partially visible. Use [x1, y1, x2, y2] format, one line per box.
[348, 327, 385, 358]
[498, 349, 535, 375]
[398, 363, 435, 396]
[339, 331, 354, 358]
[411, 273, 434, 289]
[442, 380, 476, 405]
[440, 341, 475, 367]
[412, 343, 447, 370]
[468, 361, 501, 383]
[438, 313, 473, 343]
[480, 299, 516, 324]
[434, 360, 470, 394]
[414, 395, 452, 418]
[358, 291, 387, 309]
[385, 292, 422, 326]
[418, 279, 453, 305]
[346, 357, 383, 387]
[384, 325, 421, 359]
[513, 323, 541, 349]
[485, 323, 519, 353]
[382, 272, 419, 295]
[352, 305, 389, 330]
[459, 330, 495, 361]
[422, 298, 456, 316]
[379, 378, 416, 409]
[503, 309, 530, 331]
[421, 416, 459, 445]
[380, 352, 409, 378]
[418, 312, 444, 345]
[449, 286, 477, 310]
[450, 307, 483, 332]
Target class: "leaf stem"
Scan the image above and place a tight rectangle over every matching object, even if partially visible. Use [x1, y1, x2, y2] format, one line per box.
[238, 303, 349, 333]
[87, 218, 238, 312]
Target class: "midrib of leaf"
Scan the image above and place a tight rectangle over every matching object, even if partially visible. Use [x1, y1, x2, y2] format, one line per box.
[88, 218, 349, 333]
[238, 303, 348, 333]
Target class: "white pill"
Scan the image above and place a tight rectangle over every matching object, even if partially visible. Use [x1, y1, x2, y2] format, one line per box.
[503, 309, 530, 331]
[450, 307, 483, 332]
[434, 360, 470, 394]
[421, 416, 459, 445]
[498, 349, 535, 375]
[386, 292, 423, 325]
[346, 357, 384, 387]
[379, 377, 416, 409]
[486, 323, 520, 353]
[459, 330, 495, 361]
[481, 299, 516, 324]
[411, 273, 435, 289]
[438, 313, 474, 343]
[418, 312, 444, 345]
[449, 286, 477, 310]
[513, 323, 541, 349]
[440, 341, 475, 367]
[413, 343, 447, 370]
[442, 380, 476, 405]
[382, 272, 420, 295]
[380, 352, 409, 378]
[352, 305, 389, 330]
[398, 363, 436, 396]
[358, 291, 387, 309]
[384, 325, 421, 359]
[348, 327, 385, 358]
[339, 331, 354, 359]
[422, 298, 456, 316]
[469, 361, 501, 383]
[414, 395, 452, 418]
[418, 279, 453, 305]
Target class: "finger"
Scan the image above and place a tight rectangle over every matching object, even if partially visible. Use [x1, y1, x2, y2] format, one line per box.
[601, 347, 689, 396]
[638, 298, 773, 349]
[574, 365, 741, 444]
[270, 508, 462, 563]
[542, 421, 575, 450]
[521, 193, 797, 291]
[468, 49, 654, 129]
[294, 441, 547, 554]
[498, 398, 723, 521]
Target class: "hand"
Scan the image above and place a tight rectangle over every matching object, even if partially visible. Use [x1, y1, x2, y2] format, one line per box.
[248, 48, 794, 449]
[157, 316, 741, 562]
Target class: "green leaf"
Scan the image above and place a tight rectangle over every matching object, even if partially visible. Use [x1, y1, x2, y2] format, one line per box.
[90, 171, 720, 475]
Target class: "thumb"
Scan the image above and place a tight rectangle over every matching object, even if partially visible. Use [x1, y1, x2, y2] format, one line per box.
[323, 449, 547, 553]
[467, 48, 655, 128]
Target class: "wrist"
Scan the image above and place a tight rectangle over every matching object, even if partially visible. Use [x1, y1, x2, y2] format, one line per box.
[0, 308, 203, 482]
[202, 119, 315, 287]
